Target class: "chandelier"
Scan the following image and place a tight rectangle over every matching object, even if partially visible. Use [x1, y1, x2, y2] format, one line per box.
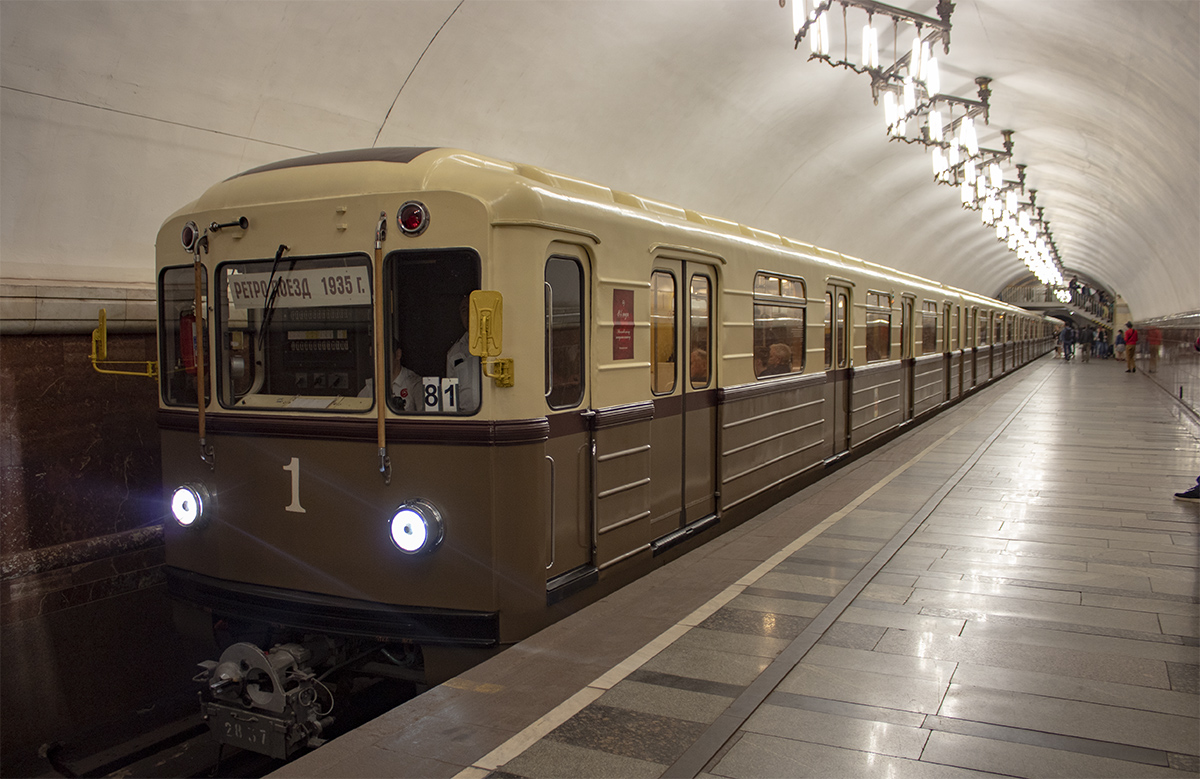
[789, 0, 1064, 287]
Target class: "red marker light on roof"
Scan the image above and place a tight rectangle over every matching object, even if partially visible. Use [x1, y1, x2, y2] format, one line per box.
[397, 202, 429, 236]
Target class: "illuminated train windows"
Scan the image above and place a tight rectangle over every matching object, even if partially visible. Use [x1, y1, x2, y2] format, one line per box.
[159, 265, 209, 407]
[689, 276, 711, 388]
[386, 248, 481, 415]
[754, 273, 806, 378]
[217, 254, 374, 410]
[545, 257, 585, 409]
[650, 271, 677, 394]
[922, 301, 939, 353]
[865, 291, 892, 363]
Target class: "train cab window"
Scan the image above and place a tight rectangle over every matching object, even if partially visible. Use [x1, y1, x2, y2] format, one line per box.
[651, 271, 677, 394]
[545, 257, 584, 408]
[754, 272, 805, 378]
[216, 254, 374, 412]
[386, 249, 481, 414]
[159, 265, 209, 407]
[689, 275, 711, 388]
[922, 301, 939, 354]
[865, 291, 891, 363]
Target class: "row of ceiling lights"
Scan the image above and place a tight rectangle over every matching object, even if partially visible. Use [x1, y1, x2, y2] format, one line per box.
[789, 0, 1067, 297]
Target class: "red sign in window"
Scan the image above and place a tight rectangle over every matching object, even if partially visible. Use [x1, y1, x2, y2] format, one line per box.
[613, 289, 634, 360]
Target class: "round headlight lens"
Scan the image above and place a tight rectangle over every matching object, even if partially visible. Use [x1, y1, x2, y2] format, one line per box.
[181, 221, 199, 252]
[171, 483, 210, 527]
[388, 499, 444, 554]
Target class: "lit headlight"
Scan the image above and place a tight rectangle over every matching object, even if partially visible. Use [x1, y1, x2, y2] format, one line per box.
[171, 483, 211, 528]
[388, 499, 444, 555]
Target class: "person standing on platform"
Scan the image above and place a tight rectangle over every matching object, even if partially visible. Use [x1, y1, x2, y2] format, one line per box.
[1079, 326, 1094, 363]
[1123, 321, 1139, 372]
[1060, 324, 1076, 361]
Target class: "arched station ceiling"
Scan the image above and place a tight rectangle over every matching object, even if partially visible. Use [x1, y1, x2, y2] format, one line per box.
[1, 0, 1196, 320]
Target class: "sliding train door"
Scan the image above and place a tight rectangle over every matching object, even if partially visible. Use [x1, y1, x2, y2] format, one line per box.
[544, 249, 594, 591]
[825, 283, 851, 459]
[648, 259, 718, 542]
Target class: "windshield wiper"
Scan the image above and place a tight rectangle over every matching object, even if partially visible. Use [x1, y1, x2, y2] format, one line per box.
[257, 244, 291, 350]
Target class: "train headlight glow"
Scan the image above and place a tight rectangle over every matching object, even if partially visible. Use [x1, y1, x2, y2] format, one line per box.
[171, 483, 211, 528]
[388, 499, 444, 554]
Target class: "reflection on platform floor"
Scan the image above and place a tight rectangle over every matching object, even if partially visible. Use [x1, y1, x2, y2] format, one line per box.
[275, 356, 1200, 779]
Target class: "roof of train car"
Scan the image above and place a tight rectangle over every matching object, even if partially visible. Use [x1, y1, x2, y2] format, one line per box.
[182, 146, 1035, 317]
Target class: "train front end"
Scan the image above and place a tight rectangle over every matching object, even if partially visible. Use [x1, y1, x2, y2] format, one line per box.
[155, 149, 546, 757]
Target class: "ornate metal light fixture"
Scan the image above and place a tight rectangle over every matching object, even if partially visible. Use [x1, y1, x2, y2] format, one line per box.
[787, 0, 1064, 287]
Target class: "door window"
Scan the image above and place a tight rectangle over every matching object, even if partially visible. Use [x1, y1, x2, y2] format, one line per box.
[689, 275, 711, 388]
[650, 270, 677, 394]
[545, 257, 585, 408]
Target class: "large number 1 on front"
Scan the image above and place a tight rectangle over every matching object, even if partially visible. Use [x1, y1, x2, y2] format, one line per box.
[283, 457, 306, 513]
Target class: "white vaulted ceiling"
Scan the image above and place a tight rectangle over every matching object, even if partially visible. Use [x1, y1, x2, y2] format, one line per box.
[1, 0, 1196, 319]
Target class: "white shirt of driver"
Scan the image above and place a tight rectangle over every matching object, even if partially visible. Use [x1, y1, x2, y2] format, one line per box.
[445, 332, 480, 413]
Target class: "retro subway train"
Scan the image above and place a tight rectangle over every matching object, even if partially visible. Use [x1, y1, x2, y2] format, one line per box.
[146, 147, 1053, 758]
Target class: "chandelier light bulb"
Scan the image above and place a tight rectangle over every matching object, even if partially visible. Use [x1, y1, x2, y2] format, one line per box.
[862, 24, 879, 69]
[929, 110, 943, 142]
[883, 91, 898, 131]
[793, 0, 806, 35]
[989, 163, 1003, 189]
[925, 57, 940, 96]
[903, 77, 916, 114]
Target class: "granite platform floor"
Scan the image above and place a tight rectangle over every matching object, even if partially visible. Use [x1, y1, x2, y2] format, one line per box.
[275, 355, 1200, 779]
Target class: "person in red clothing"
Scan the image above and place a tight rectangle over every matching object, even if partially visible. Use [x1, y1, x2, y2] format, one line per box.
[1123, 321, 1138, 372]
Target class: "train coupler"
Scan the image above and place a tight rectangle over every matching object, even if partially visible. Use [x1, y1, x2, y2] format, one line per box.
[195, 640, 335, 759]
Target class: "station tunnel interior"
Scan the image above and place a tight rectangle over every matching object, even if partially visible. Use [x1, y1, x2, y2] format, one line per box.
[0, 1, 1197, 772]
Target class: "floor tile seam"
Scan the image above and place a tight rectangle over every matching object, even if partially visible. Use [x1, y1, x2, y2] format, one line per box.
[915, 606, 1188, 644]
[920, 713, 1176, 767]
[963, 574, 1200, 604]
[660, 363, 1062, 778]
[948, 679, 1200, 723]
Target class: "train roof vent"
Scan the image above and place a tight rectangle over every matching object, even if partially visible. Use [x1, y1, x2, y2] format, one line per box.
[685, 210, 740, 233]
[613, 191, 688, 220]
[740, 225, 783, 245]
[781, 237, 818, 254]
[514, 164, 614, 202]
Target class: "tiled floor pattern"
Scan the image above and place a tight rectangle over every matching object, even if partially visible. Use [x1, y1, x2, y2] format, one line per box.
[482, 361, 1200, 778]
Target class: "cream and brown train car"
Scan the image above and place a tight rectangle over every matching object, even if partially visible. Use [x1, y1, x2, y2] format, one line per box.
[157, 148, 1049, 756]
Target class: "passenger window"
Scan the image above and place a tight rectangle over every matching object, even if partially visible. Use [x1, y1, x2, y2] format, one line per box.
[754, 272, 805, 378]
[385, 248, 481, 414]
[651, 271, 677, 394]
[865, 292, 891, 362]
[216, 254, 374, 411]
[159, 264, 210, 407]
[689, 275, 711, 388]
[545, 257, 585, 409]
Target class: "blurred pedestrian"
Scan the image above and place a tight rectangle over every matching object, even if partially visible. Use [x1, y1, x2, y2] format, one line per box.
[1147, 327, 1162, 373]
[1079, 326, 1094, 363]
